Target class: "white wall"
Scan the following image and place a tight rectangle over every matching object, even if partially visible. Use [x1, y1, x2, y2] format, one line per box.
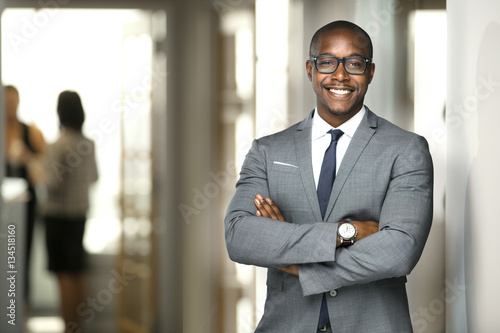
[446, 1, 500, 332]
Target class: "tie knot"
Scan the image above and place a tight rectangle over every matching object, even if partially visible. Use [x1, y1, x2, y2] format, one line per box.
[328, 129, 344, 142]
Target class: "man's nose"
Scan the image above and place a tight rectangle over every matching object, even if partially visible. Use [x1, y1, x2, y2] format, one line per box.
[331, 62, 349, 81]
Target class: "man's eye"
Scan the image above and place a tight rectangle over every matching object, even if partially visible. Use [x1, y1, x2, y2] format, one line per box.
[319, 59, 336, 67]
[347, 59, 364, 68]
[347, 61, 363, 68]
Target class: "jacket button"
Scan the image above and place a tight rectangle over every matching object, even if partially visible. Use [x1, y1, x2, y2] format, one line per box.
[329, 290, 337, 297]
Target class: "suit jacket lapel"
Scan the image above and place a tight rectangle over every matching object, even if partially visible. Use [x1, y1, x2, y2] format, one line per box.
[294, 111, 323, 222]
[324, 108, 378, 221]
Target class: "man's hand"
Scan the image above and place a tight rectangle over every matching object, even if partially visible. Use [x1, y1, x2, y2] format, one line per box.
[255, 193, 379, 244]
[254, 194, 298, 276]
[253, 194, 379, 274]
[352, 220, 379, 242]
[254, 194, 285, 221]
[277, 264, 299, 276]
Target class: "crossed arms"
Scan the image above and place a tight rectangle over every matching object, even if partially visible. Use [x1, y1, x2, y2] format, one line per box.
[225, 135, 433, 296]
[254, 194, 378, 276]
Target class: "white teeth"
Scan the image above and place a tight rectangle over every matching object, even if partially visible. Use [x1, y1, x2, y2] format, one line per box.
[329, 88, 351, 94]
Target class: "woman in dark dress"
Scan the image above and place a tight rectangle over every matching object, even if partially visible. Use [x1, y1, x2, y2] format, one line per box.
[4, 85, 46, 305]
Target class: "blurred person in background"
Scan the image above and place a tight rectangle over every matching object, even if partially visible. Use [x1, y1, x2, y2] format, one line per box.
[4, 84, 46, 307]
[42, 90, 98, 332]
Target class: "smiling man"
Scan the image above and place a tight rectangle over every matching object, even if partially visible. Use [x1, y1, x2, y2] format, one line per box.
[225, 21, 434, 333]
[307, 22, 374, 126]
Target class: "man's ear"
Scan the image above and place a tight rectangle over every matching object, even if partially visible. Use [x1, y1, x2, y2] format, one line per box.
[306, 60, 312, 82]
[368, 63, 375, 84]
[306, 60, 313, 82]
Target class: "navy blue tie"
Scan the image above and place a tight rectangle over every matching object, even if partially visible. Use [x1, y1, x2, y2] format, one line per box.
[317, 129, 343, 219]
[317, 129, 343, 329]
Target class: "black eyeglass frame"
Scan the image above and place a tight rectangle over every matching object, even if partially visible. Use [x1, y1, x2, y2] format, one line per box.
[309, 55, 372, 75]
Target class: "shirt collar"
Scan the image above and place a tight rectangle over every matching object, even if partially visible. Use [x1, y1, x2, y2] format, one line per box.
[312, 106, 366, 141]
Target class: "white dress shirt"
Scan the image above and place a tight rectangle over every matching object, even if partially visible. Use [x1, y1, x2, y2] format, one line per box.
[311, 106, 366, 189]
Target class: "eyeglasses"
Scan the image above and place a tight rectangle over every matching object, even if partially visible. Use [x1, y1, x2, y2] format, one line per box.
[309, 55, 372, 75]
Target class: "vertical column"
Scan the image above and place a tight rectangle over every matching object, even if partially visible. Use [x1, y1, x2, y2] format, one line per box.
[409, 10, 446, 333]
[447, 1, 500, 332]
[160, 0, 221, 332]
[255, 0, 290, 137]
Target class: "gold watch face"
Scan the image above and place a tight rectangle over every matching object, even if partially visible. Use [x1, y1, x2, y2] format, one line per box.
[339, 223, 356, 239]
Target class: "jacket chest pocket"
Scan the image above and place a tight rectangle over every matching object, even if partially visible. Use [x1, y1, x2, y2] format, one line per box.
[268, 161, 315, 224]
[269, 162, 302, 194]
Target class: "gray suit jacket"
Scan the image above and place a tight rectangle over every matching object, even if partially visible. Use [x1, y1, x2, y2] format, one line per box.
[225, 108, 433, 332]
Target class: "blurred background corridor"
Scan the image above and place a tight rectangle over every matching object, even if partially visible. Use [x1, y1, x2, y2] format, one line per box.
[0, 0, 499, 332]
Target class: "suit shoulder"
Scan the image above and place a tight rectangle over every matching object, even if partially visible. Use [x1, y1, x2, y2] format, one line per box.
[255, 120, 303, 145]
[375, 115, 426, 144]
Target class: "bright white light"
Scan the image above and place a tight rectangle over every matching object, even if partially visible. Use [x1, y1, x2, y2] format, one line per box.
[413, 10, 447, 137]
[1, 9, 145, 143]
[255, 0, 289, 138]
[236, 297, 254, 333]
[236, 26, 254, 100]
[26, 316, 64, 333]
[84, 217, 122, 254]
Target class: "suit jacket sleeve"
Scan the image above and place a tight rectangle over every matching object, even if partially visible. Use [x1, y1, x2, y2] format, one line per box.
[225, 138, 338, 268]
[298, 134, 433, 296]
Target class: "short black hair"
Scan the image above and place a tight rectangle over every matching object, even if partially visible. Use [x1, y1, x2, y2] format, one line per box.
[57, 90, 85, 132]
[309, 20, 373, 58]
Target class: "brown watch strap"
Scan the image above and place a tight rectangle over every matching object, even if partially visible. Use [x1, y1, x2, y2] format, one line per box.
[340, 238, 354, 246]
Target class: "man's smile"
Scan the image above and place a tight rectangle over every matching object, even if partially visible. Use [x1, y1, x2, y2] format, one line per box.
[326, 86, 355, 97]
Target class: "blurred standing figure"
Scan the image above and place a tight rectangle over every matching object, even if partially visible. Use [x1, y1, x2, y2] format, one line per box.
[43, 91, 98, 332]
[4, 85, 46, 304]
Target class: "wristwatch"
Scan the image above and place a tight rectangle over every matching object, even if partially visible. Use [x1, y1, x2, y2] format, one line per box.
[338, 220, 358, 246]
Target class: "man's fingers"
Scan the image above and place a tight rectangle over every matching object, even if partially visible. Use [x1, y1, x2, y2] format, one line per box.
[255, 194, 286, 222]
[254, 198, 269, 217]
[265, 197, 285, 221]
[262, 198, 279, 219]
[278, 264, 299, 276]
[255, 197, 274, 218]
